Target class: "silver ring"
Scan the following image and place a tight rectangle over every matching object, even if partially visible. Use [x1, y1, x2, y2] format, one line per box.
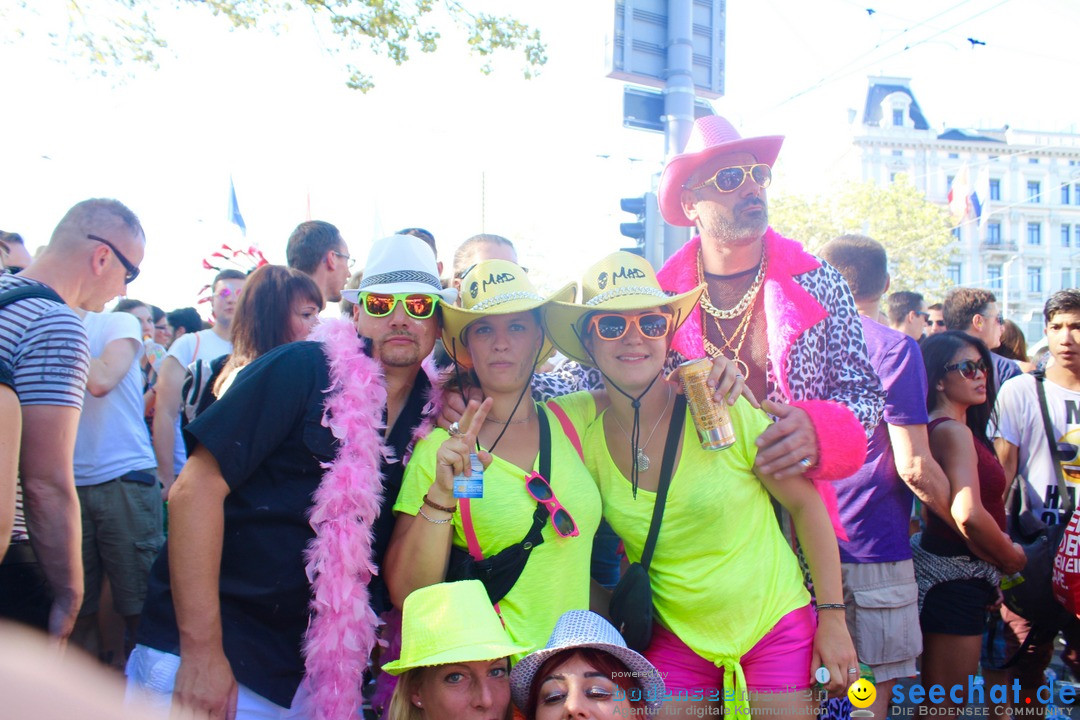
[799, 457, 813, 469]
[448, 422, 462, 437]
[847, 668, 859, 674]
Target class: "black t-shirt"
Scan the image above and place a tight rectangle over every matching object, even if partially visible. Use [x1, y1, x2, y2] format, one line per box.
[137, 339, 432, 708]
[138, 341, 335, 708]
[369, 369, 430, 615]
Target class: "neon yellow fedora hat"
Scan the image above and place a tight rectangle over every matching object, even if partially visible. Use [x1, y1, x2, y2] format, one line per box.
[381, 580, 531, 675]
[441, 259, 576, 370]
[543, 251, 704, 366]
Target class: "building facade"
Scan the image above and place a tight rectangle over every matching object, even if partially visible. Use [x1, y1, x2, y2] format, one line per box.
[854, 76, 1080, 341]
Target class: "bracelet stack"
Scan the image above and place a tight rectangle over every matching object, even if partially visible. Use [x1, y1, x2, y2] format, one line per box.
[418, 507, 451, 524]
[423, 495, 457, 513]
[816, 602, 846, 611]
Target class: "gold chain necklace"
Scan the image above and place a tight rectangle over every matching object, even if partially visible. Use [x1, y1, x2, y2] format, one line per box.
[698, 248, 765, 380]
[698, 248, 768, 320]
[609, 388, 673, 472]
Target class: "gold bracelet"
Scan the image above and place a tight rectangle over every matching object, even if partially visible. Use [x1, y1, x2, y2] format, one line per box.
[418, 506, 451, 525]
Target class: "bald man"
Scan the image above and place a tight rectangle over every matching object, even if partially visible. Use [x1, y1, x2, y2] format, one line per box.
[0, 198, 146, 641]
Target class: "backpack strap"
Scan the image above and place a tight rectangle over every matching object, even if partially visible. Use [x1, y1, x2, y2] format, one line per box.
[0, 285, 65, 309]
[1034, 371, 1075, 516]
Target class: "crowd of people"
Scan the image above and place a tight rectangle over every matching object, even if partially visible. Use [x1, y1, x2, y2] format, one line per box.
[0, 112, 1078, 720]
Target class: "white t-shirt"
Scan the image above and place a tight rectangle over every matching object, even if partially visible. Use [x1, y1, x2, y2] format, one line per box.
[995, 372, 1080, 526]
[73, 312, 156, 486]
[165, 328, 232, 473]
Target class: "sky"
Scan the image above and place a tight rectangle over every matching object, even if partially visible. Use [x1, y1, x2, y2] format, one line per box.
[2, 0, 1079, 313]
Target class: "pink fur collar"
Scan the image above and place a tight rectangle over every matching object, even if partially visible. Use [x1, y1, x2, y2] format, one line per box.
[302, 318, 388, 720]
[656, 228, 825, 395]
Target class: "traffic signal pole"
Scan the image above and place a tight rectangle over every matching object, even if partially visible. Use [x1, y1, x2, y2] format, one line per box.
[662, 0, 694, 262]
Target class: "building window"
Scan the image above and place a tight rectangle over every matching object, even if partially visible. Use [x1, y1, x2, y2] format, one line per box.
[1064, 224, 1072, 247]
[892, 109, 904, 127]
[947, 263, 962, 286]
[949, 153, 960, 159]
[1029, 157, 1040, 164]
[889, 172, 897, 183]
[892, 150, 903, 157]
[1028, 181, 1041, 202]
[987, 222, 1002, 245]
[988, 264, 1002, 291]
[1028, 266, 1043, 294]
[1064, 184, 1072, 205]
[952, 226, 962, 240]
[1028, 222, 1042, 245]
[1075, 184, 1080, 205]
[989, 179, 1001, 201]
[1063, 267, 1073, 290]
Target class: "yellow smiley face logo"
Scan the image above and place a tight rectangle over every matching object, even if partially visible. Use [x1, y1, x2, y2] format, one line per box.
[848, 678, 876, 709]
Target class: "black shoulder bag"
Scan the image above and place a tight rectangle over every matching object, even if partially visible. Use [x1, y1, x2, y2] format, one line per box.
[1000, 371, 1078, 657]
[445, 407, 553, 605]
[609, 394, 686, 652]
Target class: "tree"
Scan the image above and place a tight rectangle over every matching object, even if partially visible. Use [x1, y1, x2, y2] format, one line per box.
[2, 0, 547, 92]
[770, 173, 957, 296]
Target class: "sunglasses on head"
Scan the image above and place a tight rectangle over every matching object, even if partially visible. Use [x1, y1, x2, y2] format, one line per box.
[945, 359, 988, 380]
[361, 292, 437, 319]
[587, 312, 672, 341]
[688, 163, 772, 194]
[525, 473, 579, 538]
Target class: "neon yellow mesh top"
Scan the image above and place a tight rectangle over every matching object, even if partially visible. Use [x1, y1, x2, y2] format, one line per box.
[583, 394, 810, 710]
[395, 394, 600, 658]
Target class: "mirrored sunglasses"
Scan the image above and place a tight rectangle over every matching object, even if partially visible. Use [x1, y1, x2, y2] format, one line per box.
[588, 312, 671, 341]
[945, 359, 988, 380]
[362, 292, 437, 319]
[525, 472, 579, 538]
[689, 163, 772, 193]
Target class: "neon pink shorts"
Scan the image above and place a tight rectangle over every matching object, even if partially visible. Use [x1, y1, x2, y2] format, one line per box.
[644, 604, 817, 695]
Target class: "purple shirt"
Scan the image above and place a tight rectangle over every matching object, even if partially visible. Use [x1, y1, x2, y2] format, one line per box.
[835, 317, 929, 563]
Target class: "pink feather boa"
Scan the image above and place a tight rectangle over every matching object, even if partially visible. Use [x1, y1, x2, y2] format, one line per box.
[301, 318, 387, 720]
[301, 319, 444, 720]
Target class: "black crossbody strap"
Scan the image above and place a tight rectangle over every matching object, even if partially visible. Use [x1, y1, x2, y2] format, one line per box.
[1034, 372, 1074, 516]
[0, 285, 64, 309]
[640, 394, 686, 571]
[522, 407, 554, 543]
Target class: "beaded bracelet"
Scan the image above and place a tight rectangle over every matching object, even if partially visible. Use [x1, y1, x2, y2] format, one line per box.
[423, 495, 457, 513]
[418, 506, 451, 525]
[816, 603, 846, 611]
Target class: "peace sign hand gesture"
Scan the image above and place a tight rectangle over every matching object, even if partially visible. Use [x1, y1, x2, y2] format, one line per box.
[431, 397, 494, 505]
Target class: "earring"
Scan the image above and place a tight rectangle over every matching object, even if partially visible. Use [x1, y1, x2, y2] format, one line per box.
[414, 700, 423, 708]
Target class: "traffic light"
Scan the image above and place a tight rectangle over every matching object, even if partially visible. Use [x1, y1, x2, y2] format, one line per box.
[619, 191, 658, 260]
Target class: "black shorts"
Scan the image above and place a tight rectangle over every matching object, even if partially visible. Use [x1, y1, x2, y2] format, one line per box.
[920, 578, 996, 635]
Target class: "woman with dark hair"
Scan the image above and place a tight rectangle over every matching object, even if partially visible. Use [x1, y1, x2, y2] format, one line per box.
[211, 265, 323, 397]
[998, 319, 1035, 373]
[914, 331, 1026, 715]
[510, 610, 666, 719]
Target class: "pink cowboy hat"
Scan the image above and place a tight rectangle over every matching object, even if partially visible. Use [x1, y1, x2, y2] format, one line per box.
[658, 115, 785, 227]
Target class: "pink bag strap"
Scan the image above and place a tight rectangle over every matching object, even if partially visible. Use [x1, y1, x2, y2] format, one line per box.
[458, 498, 484, 562]
[458, 497, 505, 620]
[546, 401, 583, 461]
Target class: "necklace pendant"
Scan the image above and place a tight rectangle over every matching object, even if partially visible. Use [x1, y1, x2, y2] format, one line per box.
[635, 447, 651, 472]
